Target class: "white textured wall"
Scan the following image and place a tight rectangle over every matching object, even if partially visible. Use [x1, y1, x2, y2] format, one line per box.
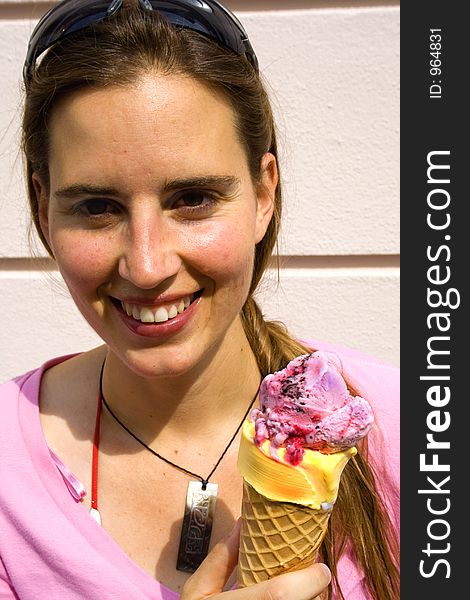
[0, 1, 399, 382]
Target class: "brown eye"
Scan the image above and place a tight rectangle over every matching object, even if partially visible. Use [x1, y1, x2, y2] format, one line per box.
[172, 190, 218, 214]
[78, 199, 120, 216]
[177, 191, 207, 207]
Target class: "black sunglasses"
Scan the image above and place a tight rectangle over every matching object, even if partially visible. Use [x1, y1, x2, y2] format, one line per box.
[23, 0, 258, 84]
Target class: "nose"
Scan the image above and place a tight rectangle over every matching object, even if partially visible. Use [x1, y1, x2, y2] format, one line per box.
[118, 209, 182, 289]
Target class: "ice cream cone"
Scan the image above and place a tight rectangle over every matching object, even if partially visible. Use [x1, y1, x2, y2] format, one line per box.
[236, 352, 373, 587]
[237, 418, 356, 587]
[237, 481, 330, 587]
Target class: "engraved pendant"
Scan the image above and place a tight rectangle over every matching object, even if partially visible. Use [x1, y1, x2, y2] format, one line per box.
[176, 480, 218, 573]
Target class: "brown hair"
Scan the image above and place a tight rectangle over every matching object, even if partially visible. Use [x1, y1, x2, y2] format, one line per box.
[22, 3, 399, 597]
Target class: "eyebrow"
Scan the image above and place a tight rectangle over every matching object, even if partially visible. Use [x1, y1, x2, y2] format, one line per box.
[54, 176, 241, 200]
[165, 175, 240, 191]
[54, 184, 120, 200]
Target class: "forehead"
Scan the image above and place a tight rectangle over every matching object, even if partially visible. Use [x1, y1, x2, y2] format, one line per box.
[47, 74, 247, 188]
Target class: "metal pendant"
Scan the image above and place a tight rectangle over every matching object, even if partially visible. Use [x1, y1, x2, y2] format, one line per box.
[176, 480, 218, 573]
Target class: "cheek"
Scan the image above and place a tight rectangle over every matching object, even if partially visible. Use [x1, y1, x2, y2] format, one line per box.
[188, 220, 256, 281]
[51, 231, 112, 292]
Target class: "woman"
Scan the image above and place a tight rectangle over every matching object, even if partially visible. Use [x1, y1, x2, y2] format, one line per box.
[0, 0, 399, 598]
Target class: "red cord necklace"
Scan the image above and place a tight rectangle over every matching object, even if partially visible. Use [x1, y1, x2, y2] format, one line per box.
[89, 385, 102, 526]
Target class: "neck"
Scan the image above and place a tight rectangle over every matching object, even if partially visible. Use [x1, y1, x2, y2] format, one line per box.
[100, 318, 261, 451]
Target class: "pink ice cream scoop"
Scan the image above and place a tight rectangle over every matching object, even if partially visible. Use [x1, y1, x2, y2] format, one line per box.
[251, 351, 374, 466]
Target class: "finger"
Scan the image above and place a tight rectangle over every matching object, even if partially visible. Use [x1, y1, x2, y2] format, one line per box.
[181, 519, 241, 600]
[227, 563, 331, 600]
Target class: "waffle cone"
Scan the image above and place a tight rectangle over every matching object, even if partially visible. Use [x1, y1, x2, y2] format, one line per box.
[237, 481, 330, 587]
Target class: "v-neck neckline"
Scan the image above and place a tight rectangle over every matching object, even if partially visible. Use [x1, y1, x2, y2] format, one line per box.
[18, 354, 179, 600]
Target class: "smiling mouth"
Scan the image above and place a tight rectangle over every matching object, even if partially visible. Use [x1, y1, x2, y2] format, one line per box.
[111, 290, 203, 324]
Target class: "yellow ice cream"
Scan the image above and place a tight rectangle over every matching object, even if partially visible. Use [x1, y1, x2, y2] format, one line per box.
[238, 419, 356, 510]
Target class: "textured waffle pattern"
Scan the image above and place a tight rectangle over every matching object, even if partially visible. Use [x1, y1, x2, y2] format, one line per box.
[237, 481, 330, 587]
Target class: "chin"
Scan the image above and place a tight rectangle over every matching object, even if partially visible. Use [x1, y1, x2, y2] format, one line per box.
[118, 345, 209, 380]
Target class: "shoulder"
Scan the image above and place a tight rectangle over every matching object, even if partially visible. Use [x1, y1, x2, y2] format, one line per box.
[0, 353, 89, 428]
[1, 350, 103, 395]
[0, 367, 41, 413]
[0, 358, 62, 450]
[0, 352, 97, 517]
[0, 354, 77, 402]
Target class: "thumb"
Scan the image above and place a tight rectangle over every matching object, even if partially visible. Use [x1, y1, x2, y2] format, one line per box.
[181, 519, 241, 600]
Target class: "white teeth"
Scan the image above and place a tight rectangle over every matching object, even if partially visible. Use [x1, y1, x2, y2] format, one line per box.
[122, 302, 133, 316]
[140, 307, 155, 323]
[121, 292, 198, 323]
[154, 306, 169, 323]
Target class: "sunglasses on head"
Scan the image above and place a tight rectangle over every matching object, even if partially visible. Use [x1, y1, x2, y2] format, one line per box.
[23, 0, 259, 85]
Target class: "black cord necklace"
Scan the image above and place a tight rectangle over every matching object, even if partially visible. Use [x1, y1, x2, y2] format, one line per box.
[98, 358, 259, 573]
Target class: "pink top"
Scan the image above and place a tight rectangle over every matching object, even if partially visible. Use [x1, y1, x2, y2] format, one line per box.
[0, 343, 399, 599]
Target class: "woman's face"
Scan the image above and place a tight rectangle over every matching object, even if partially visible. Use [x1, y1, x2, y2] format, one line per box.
[34, 74, 277, 378]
